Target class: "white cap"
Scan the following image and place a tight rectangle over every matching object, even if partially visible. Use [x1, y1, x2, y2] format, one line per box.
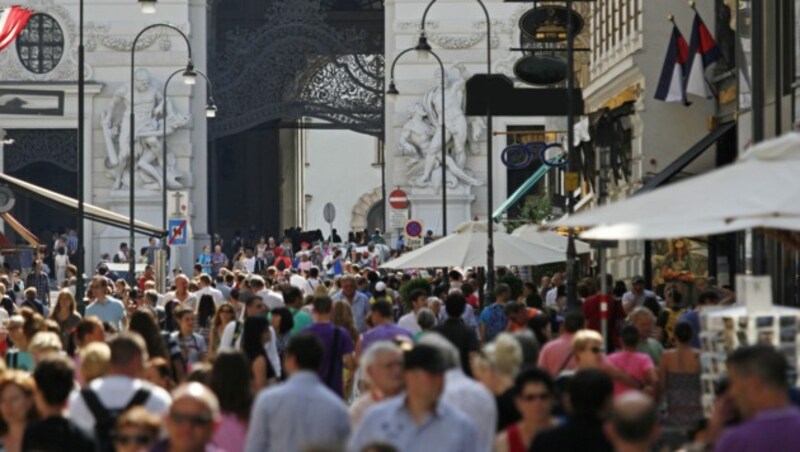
[375, 281, 387, 292]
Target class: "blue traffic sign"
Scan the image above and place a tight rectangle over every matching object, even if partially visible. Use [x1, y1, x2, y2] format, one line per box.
[168, 219, 188, 246]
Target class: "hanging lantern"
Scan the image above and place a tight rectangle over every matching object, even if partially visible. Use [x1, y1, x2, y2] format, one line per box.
[519, 4, 585, 43]
[513, 54, 568, 86]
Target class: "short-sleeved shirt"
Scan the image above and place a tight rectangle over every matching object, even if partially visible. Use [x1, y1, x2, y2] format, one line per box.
[361, 323, 413, 352]
[171, 332, 207, 366]
[607, 350, 654, 396]
[479, 303, 508, 342]
[304, 322, 354, 398]
[85, 297, 126, 331]
[637, 338, 664, 366]
[291, 308, 313, 334]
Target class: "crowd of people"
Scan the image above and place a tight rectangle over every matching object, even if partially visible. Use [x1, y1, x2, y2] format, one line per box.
[0, 229, 794, 452]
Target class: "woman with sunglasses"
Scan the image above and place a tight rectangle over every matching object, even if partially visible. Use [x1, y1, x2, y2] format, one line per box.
[208, 302, 236, 359]
[495, 367, 559, 452]
[112, 406, 161, 452]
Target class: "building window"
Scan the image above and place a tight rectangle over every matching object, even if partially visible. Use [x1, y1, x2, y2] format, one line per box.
[15, 14, 64, 74]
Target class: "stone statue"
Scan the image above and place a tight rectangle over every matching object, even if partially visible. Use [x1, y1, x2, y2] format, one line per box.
[102, 68, 190, 191]
[398, 62, 485, 189]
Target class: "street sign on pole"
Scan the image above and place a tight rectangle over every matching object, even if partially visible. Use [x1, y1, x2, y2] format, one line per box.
[404, 219, 423, 238]
[389, 208, 409, 229]
[167, 219, 188, 247]
[389, 189, 410, 209]
[323, 202, 336, 238]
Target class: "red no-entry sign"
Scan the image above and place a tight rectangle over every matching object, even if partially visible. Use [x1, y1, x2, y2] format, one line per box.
[389, 189, 409, 209]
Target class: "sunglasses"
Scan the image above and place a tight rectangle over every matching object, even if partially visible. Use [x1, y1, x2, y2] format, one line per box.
[520, 393, 550, 402]
[114, 434, 151, 445]
[170, 412, 213, 426]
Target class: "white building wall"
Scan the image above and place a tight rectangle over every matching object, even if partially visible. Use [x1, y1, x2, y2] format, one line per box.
[0, 0, 208, 273]
[303, 119, 382, 238]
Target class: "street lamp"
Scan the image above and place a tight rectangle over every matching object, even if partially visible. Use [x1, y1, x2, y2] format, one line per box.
[139, 0, 157, 14]
[419, 0, 493, 297]
[389, 43, 448, 236]
[162, 68, 216, 235]
[129, 22, 194, 282]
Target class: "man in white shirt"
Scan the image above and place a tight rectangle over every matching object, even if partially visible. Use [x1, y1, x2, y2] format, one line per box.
[249, 275, 284, 310]
[67, 333, 171, 432]
[398, 289, 429, 335]
[194, 274, 224, 305]
[219, 292, 281, 377]
[622, 276, 657, 314]
[545, 272, 564, 308]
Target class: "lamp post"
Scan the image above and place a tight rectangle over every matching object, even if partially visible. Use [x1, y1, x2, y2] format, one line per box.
[129, 22, 195, 282]
[564, 0, 579, 309]
[420, 0, 492, 295]
[162, 68, 216, 234]
[76, 0, 85, 304]
[387, 44, 448, 236]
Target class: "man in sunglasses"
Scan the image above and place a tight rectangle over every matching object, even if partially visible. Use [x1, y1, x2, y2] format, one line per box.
[155, 383, 221, 452]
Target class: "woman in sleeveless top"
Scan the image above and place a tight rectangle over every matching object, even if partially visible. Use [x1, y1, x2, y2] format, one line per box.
[659, 321, 703, 428]
[494, 367, 559, 452]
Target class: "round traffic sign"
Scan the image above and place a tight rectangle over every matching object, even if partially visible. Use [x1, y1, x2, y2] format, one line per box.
[405, 220, 423, 238]
[389, 189, 409, 209]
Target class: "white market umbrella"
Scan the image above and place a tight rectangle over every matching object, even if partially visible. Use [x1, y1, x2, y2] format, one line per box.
[548, 132, 800, 239]
[511, 224, 592, 254]
[381, 221, 566, 269]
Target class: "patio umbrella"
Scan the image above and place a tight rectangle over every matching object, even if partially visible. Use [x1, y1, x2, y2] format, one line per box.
[511, 224, 592, 254]
[380, 221, 566, 269]
[548, 132, 800, 239]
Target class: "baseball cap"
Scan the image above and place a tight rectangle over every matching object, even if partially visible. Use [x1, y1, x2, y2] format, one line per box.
[375, 281, 387, 292]
[403, 344, 447, 373]
[632, 276, 645, 285]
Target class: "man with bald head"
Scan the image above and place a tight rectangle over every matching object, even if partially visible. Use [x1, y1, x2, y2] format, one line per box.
[604, 392, 660, 452]
[153, 383, 221, 452]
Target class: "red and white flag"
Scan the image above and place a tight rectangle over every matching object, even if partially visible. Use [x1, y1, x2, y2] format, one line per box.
[0, 6, 33, 52]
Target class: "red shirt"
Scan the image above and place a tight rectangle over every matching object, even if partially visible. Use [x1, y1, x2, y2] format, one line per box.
[465, 293, 479, 309]
[582, 294, 624, 350]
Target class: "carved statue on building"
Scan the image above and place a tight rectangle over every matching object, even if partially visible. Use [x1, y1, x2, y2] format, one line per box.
[101, 68, 190, 191]
[398, 62, 485, 189]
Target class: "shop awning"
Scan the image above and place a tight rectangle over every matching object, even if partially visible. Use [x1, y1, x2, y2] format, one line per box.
[636, 121, 736, 195]
[0, 173, 165, 237]
[0, 212, 40, 247]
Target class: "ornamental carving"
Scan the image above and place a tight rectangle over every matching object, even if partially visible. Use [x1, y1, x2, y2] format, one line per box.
[0, 0, 80, 81]
[2, 129, 77, 172]
[210, 0, 384, 138]
[85, 22, 175, 52]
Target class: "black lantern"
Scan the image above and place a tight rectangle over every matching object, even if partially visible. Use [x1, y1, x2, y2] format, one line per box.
[519, 5, 585, 42]
[513, 54, 568, 86]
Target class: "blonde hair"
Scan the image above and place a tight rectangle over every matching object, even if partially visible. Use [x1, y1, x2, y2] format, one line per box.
[630, 307, 655, 322]
[80, 342, 111, 383]
[28, 331, 62, 355]
[331, 301, 359, 343]
[572, 329, 604, 353]
[50, 289, 77, 319]
[474, 333, 523, 377]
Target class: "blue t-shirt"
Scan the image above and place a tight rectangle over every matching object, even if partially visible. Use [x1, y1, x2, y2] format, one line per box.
[679, 310, 701, 348]
[479, 303, 508, 342]
[85, 297, 126, 331]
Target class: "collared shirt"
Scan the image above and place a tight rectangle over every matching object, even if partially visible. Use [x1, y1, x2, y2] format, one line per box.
[332, 290, 370, 333]
[349, 394, 480, 452]
[479, 303, 508, 342]
[537, 333, 577, 377]
[245, 371, 350, 452]
[361, 322, 413, 352]
[715, 406, 800, 452]
[196, 285, 224, 305]
[85, 297, 126, 331]
[26, 271, 50, 303]
[442, 369, 497, 452]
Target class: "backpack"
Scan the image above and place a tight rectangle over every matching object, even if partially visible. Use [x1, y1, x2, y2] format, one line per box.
[230, 320, 243, 347]
[81, 387, 151, 452]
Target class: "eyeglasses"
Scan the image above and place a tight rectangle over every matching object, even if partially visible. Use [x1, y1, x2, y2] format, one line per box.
[169, 412, 213, 426]
[114, 434, 152, 445]
[590, 346, 605, 354]
[520, 392, 550, 402]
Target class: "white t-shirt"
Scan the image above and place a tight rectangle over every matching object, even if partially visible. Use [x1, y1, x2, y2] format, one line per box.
[256, 289, 285, 310]
[195, 286, 224, 306]
[160, 291, 198, 311]
[219, 320, 282, 378]
[67, 375, 172, 432]
[398, 312, 421, 335]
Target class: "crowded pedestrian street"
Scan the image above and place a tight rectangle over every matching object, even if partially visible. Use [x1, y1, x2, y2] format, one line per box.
[1, 0, 799, 451]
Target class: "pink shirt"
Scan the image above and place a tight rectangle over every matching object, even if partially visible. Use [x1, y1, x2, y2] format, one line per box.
[212, 412, 248, 452]
[537, 333, 576, 377]
[607, 350, 654, 396]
